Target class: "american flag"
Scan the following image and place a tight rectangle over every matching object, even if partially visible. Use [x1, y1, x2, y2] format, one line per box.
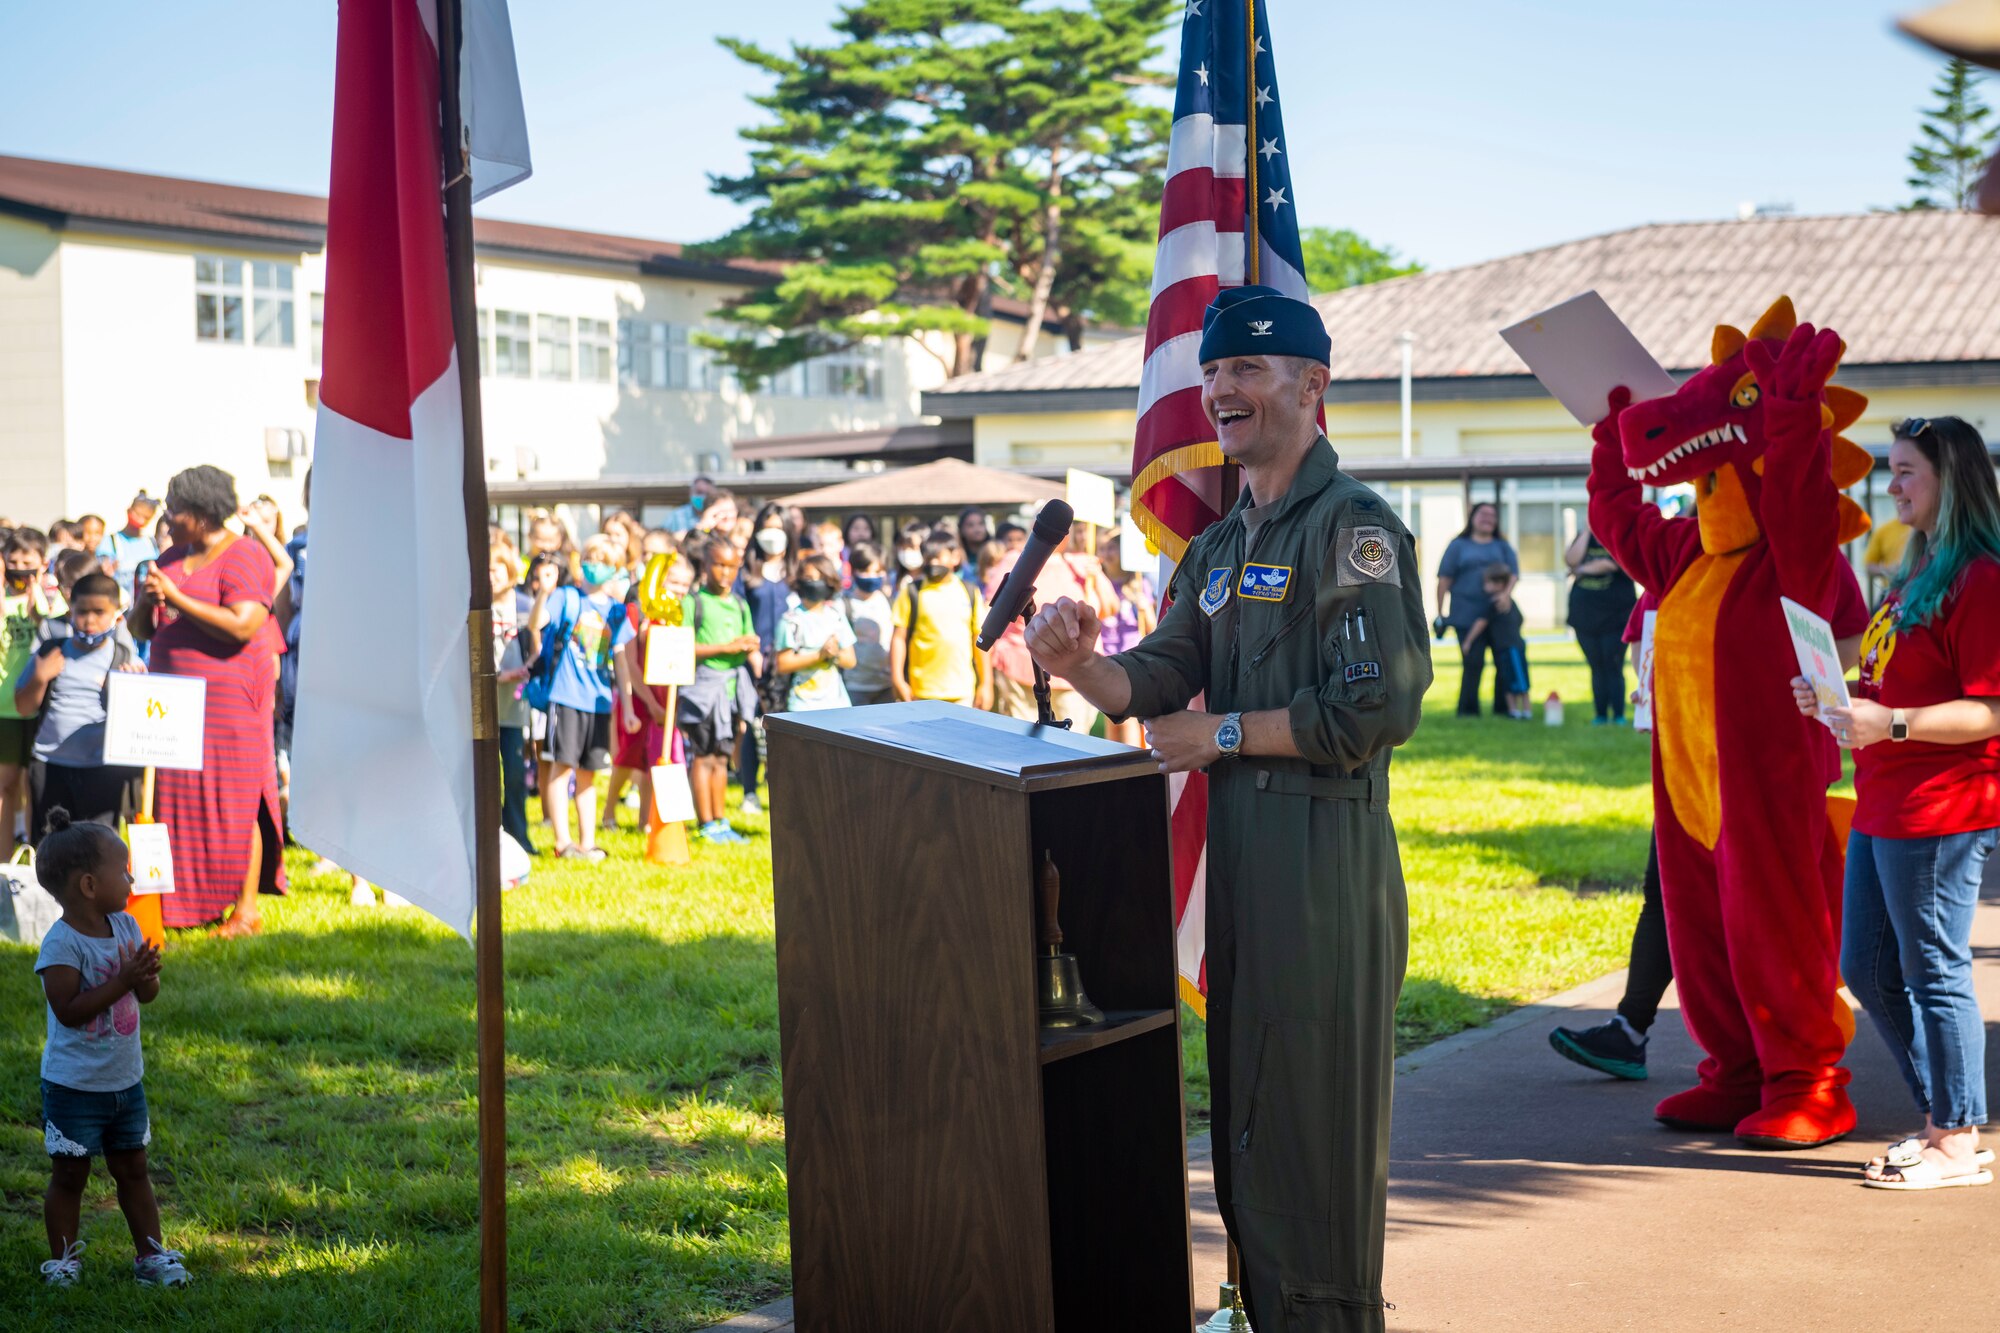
[1136, 0, 1311, 1018]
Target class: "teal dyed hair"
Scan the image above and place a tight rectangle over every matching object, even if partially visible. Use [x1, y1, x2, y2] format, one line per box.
[1890, 416, 2000, 630]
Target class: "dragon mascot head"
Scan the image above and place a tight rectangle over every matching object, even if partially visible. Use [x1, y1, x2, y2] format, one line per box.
[1614, 295, 1874, 555]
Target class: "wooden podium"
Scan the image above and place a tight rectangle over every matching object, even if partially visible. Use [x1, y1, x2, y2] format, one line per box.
[765, 701, 1195, 1332]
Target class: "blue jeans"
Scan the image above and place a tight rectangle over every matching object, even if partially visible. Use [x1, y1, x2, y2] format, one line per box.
[1840, 826, 1998, 1130]
[499, 726, 532, 854]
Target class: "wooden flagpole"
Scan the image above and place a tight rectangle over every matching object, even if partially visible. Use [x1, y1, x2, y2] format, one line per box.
[435, 3, 508, 1330]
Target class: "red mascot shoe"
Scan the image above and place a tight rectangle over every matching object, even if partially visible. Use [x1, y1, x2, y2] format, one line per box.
[1734, 1087, 1856, 1150]
[1654, 1085, 1761, 1132]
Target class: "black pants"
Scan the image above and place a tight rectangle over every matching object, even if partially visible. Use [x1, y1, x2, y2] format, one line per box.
[1452, 625, 1505, 717]
[1575, 628, 1629, 721]
[30, 761, 141, 845]
[499, 726, 533, 854]
[1616, 833, 1673, 1034]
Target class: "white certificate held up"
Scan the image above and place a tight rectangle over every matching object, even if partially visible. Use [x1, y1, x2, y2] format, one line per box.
[1500, 291, 1680, 426]
[104, 672, 207, 771]
[1632, 610, 1658, 733]
[1781, 597, 1851, 723]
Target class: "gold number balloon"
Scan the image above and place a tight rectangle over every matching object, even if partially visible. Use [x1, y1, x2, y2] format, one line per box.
[638, 552, 685, 626]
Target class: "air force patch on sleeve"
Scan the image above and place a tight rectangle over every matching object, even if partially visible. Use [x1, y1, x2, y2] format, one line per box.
[1337, 525, 1398, 586]
[1199, 567, 1234, 617]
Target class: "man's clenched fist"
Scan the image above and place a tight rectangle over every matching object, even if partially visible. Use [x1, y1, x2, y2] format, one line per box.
[1025, 596, 1102, 678]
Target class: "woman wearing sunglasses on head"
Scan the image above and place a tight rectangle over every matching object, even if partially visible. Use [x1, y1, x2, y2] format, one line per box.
[1794, 416, 2000, 1191]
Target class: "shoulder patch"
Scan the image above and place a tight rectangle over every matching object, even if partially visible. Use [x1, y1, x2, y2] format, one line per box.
[1336, 525, 1398, 586]
[1198, 567, 1234, 617]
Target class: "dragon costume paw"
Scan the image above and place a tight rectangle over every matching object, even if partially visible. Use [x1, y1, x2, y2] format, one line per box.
[1654, 1085, 1762, 1132]
[1734, 1088, 1856, 1150]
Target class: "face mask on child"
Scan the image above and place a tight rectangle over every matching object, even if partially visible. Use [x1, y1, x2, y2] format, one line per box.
[852, 574, 884, 594]
[797, 577, 834, 603]
[897, 548, 923, 572]
[755, 528, 788, 556]
[71, 626, 115, 653]
[580, 560, 618, 587]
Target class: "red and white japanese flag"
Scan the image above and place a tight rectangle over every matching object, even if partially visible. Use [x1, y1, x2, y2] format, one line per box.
[291, 0, 529, 940]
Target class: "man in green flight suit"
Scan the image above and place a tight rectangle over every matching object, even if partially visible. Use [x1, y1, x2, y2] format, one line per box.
[1026, 286, 1432, 1332]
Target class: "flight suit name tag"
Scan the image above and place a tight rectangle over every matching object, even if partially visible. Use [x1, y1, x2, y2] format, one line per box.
[1337, 525, 1398, 586]
[1199, 567, 1234, 617]
[1238, 563, 1293, 602]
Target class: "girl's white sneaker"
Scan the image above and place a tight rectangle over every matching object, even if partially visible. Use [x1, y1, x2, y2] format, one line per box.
[134, 1240, 189, 1288]
[41, 1239, 85, 1287]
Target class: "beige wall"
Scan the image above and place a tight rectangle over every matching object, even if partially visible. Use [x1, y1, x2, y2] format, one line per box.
[0, 216, 68, 525]
[961, 378, 2000, 628]
[60, 232, 317, 525]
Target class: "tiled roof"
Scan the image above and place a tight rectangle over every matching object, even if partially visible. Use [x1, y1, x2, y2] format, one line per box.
[0, 153, 783, 283]
[929, 210, 2000, 398]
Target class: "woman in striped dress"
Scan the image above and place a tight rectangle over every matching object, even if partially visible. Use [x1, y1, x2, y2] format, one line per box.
[128, 466, 286, 935]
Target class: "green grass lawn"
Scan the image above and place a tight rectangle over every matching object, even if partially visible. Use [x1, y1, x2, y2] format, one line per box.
[2, 640, 1650, 1330]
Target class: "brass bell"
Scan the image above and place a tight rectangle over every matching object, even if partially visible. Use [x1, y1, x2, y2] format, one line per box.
[1035, 852, 1102, 1028]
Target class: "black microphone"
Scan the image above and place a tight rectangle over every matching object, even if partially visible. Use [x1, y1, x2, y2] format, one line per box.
[977, 499, 1074, 651]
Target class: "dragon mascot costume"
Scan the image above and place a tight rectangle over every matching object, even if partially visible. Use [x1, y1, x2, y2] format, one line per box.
[1588, 296, 1873, 1148]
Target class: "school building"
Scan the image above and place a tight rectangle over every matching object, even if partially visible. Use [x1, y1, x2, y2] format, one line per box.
[0, 153, 1098, 531]
[918, 209, 2000, 624]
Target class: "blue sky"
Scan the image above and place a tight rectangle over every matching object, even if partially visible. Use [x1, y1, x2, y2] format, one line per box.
[0, 1, 1966, 271]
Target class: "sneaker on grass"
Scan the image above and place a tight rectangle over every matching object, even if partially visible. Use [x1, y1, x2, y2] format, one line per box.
[558, 845, 607, 864]
[41, 1239, 84, 1287]
[740, 793, 763, 817]
[1549, 1018, 1649, 1080]
[698, 820, 749, 845]
[134, 1241, 189, 1288]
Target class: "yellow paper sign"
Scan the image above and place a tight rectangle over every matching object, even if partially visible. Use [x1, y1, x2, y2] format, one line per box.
[128, 823, 176, 895]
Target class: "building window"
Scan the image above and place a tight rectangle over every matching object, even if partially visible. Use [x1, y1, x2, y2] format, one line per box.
[309, 293, 324, 369]
[251, 261, 295, 347]
[536, 315, 573, 380]
[194, 255, 244, 343]
[619, 320, 683, 389]
[493, 309, 532, 378]
[809, 343, 883, 399]
[477, 308, 491, 376]
[578, 318, 613, 382]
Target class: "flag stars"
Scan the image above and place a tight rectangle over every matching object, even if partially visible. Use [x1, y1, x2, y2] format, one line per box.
[1259, 137, 1281, 162]
[1184, 0, 1203, 17]
[1265, 186, 1289, 213]
[1195, 63, 1209, 86]
[1254, 35, 1267, 56]
[1255, 85, 1274, 109]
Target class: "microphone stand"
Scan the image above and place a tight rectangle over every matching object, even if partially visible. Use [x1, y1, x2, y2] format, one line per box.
[1018, 598, 1070, 730]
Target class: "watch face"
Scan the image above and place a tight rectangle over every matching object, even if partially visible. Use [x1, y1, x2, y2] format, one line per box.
[1217, 720, 1241, 752]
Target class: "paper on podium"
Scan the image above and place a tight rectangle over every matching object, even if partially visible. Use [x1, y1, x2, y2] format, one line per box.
[1500, 291, 1679, 425]
[1781, 597, 1852, 722]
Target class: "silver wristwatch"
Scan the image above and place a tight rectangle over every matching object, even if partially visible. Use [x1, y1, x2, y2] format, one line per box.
[1215, 711, 1244, 758]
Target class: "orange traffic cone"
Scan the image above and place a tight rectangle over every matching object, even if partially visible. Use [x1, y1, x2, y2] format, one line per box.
[645, 786, 691, 866]
[127, 767, 166, 949]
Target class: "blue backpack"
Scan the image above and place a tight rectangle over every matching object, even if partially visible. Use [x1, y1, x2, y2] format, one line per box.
[524, 580, 624, 704]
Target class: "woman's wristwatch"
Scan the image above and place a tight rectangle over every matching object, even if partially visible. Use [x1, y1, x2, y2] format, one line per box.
[1890, 708, 1910, 742]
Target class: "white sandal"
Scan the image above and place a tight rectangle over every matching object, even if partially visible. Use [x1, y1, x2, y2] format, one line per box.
[1868, 1135, 1994, 1169]
[1862, 1140, 1993, 1191]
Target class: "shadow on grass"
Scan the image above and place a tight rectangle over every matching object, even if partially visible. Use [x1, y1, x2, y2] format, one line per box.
[1399, 818, 1653, 897]
[0, 919, 791, 1333]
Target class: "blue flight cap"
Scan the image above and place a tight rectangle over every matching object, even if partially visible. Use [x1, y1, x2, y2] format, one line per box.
[1196, 285, 1331, 367]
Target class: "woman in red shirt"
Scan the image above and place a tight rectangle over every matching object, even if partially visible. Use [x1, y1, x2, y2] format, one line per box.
[1794, 416, 2000, 1190]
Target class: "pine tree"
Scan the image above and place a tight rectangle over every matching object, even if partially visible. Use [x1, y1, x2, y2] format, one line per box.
[1905, 58, 1998, 211]
[1297, 227, 1422, 292]
[703, 0, 1174, 383]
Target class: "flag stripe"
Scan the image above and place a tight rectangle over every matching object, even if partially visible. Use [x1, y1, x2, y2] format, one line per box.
[1137, 0, 1311, 1017]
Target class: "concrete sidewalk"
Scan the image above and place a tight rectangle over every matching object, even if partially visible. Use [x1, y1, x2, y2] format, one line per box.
[718, 861, 2000, 1331]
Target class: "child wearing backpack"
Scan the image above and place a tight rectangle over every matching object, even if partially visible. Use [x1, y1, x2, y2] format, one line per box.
[526, 536, 634, 862]
[678, 537, 759, 844]
[11, 573, 145, 841]
[35, 808, 188, 1289]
